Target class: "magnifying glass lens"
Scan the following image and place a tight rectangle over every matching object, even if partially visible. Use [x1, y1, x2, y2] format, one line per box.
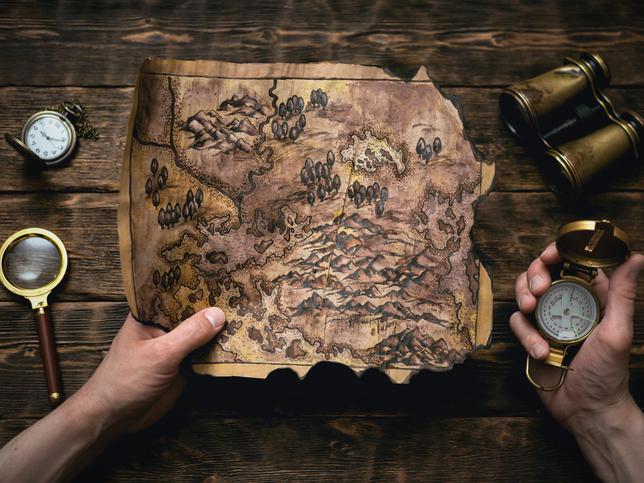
[2, 236, 62, 290]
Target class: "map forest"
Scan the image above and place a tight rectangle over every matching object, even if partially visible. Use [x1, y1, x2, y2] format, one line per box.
[119, 59, 494, 383]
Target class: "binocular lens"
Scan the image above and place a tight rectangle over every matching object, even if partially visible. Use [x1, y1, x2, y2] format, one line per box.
[500, 53, 643, 198]
[499, 92, 532, 140]
[2, 235, 62, 290]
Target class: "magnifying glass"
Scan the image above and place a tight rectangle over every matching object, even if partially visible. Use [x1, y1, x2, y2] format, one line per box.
[0, 228, 68, 405]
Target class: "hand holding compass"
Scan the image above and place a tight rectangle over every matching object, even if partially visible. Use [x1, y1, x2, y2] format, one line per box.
[511, 227, 644, 434]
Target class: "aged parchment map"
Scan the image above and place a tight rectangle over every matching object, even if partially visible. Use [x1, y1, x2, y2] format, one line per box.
[119, 59, 494, 383]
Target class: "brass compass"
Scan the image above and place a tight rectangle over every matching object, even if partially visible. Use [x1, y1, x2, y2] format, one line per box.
[526, 220, 630, 391]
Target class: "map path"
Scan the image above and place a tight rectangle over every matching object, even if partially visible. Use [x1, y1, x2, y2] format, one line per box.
[119, 59, 495, 383]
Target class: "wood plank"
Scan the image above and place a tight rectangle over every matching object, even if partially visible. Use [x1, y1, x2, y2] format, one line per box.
[0, 87, 130, 193]
[0, 300, 641, 420]
[0, 416, 598, 482]
[0, 192, 641, 302]
[1, 87, 642, 193]
[0, 3, 640, 481]
[0, 1, 643, 87]
[3, 0, 643, 32]
[474, 191, 644, 293]
[0, 193, 122, 301]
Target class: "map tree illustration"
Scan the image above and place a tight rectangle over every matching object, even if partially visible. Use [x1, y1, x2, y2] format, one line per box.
[119, 60, 494, 383]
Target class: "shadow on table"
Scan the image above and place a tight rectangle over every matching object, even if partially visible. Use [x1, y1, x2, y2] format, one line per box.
[176, 354, 543, 417]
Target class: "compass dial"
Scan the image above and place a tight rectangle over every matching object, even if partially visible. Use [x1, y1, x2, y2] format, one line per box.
[536, 280, 599, 342]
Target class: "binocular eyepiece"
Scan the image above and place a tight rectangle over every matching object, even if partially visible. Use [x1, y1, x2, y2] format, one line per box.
[500, 52, 643, 198]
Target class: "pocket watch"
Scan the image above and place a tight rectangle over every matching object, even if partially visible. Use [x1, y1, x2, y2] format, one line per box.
[4, 103, 90, 169]
[526, 219, 630, 391]
[5, 110, 77, 168]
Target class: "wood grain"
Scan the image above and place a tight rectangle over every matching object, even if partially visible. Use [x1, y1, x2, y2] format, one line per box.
[0, 1, 643, 479]
[0, 193, 122, 301]
[0, 192, 641, 303]
[1, 87, 641, 193]
[0, 1, 643, 87]
[0, 416, 598, 482]
[0, 87, 131, 193]
[0, 300, 641, 420]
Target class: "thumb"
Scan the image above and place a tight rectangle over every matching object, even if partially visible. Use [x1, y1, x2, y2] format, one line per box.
[603, 253, 644, 342]
[158, 307, 226, 366]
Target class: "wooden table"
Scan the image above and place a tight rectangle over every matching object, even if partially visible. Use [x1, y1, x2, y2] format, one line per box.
[1, 2, 642, 481]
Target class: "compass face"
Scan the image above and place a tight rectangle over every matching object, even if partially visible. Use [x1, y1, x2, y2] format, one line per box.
[536, 280, 599, 342]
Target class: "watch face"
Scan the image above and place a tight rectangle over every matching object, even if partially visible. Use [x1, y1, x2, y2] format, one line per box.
[23, 112, 74, 162]
[536, 280, 599, 342]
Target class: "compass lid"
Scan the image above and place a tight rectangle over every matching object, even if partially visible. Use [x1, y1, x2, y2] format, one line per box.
[557, 220, 630, 269]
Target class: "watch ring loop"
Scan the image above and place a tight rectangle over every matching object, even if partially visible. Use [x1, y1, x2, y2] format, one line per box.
[62, 102, 83, 120]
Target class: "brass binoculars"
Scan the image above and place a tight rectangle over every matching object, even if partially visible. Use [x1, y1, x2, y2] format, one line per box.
[500, 52, 643, 198]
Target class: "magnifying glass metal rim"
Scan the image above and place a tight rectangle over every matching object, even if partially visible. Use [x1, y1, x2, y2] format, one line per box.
[0, 227, 68, 406]
[0, 227, 68, 309]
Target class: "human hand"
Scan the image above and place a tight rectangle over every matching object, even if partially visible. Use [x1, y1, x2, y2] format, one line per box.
[510, 243, 644, 433]
[69, 307, 225, 435]
[0, 307, 226, 483]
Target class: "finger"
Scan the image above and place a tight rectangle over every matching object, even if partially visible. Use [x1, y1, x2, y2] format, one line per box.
[591, 269, 609, 310]
[509, 311, 549, 360]
[603, 254, 644, 340]
[118, 313, 167, 341]
[539, 242, 561, 265]
[526, 256, 553, 296]
[515, 272, 537, 313]
[157, 307, 226, 366]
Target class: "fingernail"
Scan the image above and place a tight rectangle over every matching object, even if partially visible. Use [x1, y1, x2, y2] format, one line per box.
[529, 275, 543, 292]
[531, 343, 547, 359]
[204, 307, 226, 330]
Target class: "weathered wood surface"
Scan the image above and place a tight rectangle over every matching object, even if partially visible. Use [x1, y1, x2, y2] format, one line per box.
[0, 1, 643, 88]
[0, 1, 642, 481]
[1, 87, 642, 193]
[0, 300, 642, 421]
[0, 192, 641, 303]
[1, 416, 597, 482]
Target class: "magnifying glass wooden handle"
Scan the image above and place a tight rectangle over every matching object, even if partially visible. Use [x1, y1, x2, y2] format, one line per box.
[34, 307, 63, 406]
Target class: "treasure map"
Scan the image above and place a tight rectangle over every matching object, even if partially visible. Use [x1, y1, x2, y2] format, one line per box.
[119, 59, 494, 383]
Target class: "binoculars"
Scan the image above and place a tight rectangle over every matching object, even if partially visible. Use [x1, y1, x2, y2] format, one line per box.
[500, 52, 643, 198]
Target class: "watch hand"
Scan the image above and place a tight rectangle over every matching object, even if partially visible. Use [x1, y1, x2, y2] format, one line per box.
[39, 131, 65, 143]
